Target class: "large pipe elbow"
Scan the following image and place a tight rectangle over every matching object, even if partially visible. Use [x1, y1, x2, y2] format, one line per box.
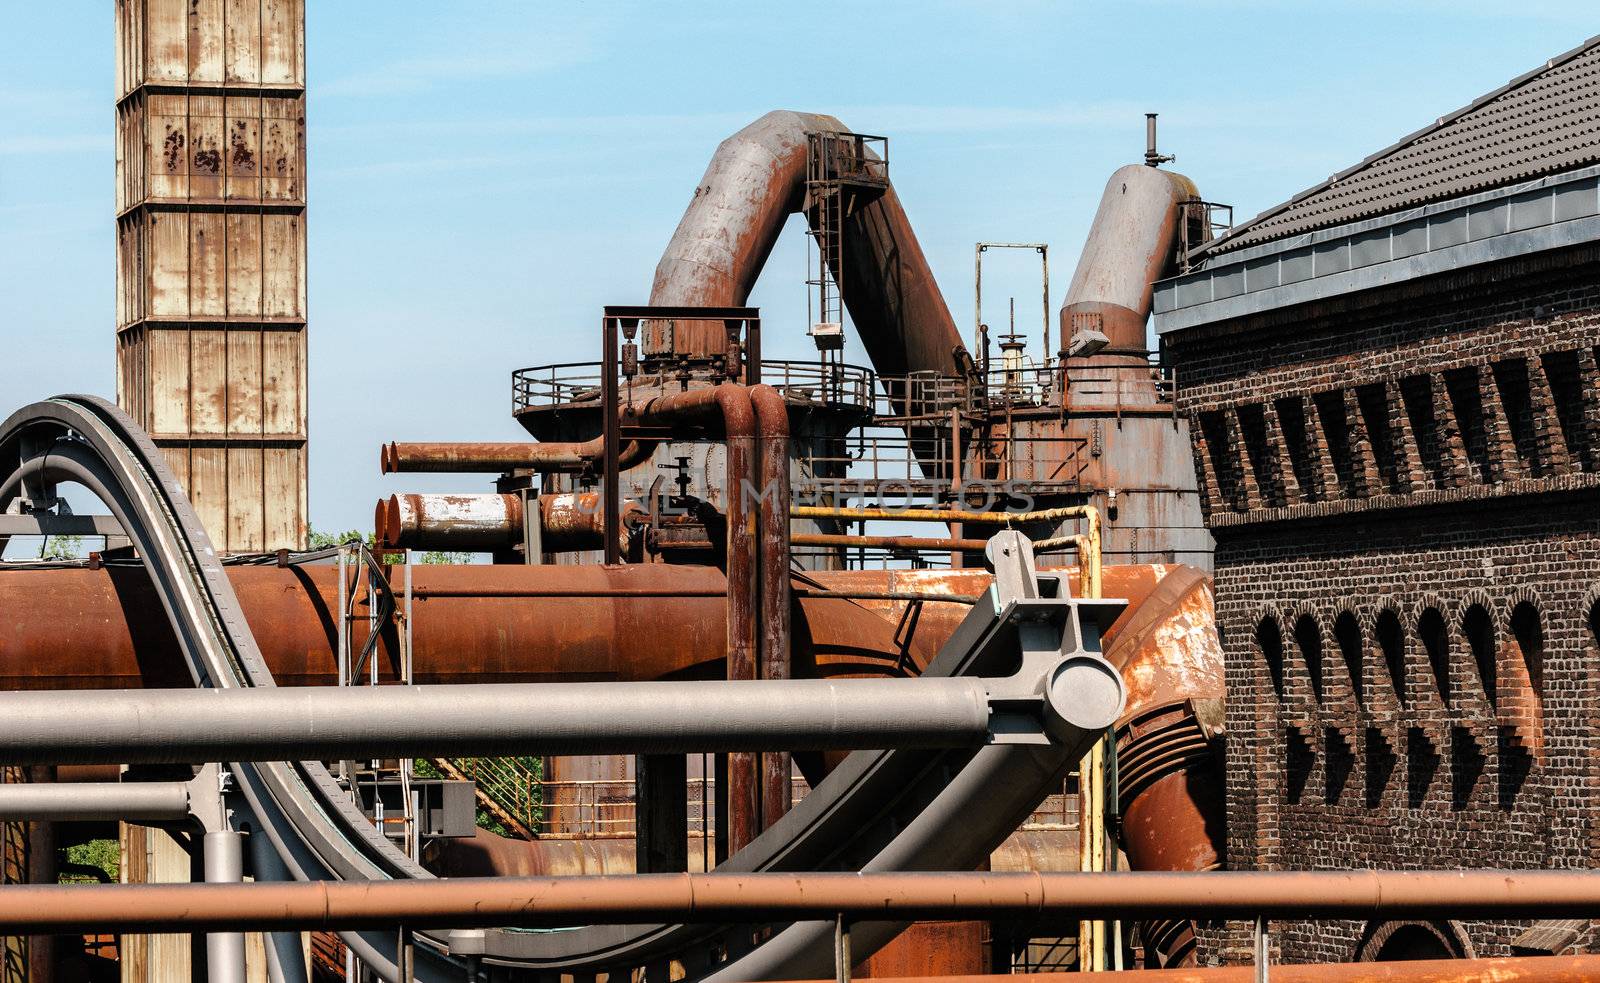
[649, 110, 966, 382]
[1102, 564, 1226, 968]
[1060, 164, 1200, 357]
[651, 111, 839, 311]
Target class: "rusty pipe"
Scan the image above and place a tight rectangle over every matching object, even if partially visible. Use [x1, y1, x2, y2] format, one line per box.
[626, 382, 761, 853]
[794, 533, 993, 552]
[5, 870, 1600, 932]
[792, 959, 1600, 983]
[380, 439, 653, 474]
[0, 563, 940, 692]
[751, 383, 793, 830]
[793, 564, 1225, 967]
[377, 493, 523, 552]
[650, 110, 966, 388]
[376, 492, 640, 554]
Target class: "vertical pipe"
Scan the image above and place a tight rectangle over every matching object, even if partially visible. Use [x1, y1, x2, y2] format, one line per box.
[1040, 245, 1051, 364]
[973, 244, 984, 357]
[24, 766, 56, 983]
[949, 406, 964, 570]
[602, 315, 621, 566]
[627, 384, 760, 855]
[248, 827, 309, 983]
[719, 386, 760, 854]
[751, 385, 792, 830]
[1077, 524, 1107, 972]
[202, 830, 247, 983]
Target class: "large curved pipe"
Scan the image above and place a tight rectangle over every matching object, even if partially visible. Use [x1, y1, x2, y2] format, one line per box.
[1060, 163, 1200, 360]
[795, 564, 1226, 968]
[650, 110, 967, 385]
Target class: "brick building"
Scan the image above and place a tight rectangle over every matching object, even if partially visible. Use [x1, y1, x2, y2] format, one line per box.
[1153, 37, 1600, 963]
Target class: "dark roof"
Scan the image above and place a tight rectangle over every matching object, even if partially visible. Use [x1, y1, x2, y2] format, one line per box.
[1200, 35, 1600, 257]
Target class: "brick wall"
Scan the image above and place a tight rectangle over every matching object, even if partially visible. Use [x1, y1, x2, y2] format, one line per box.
[1165, 245, 1600, 964]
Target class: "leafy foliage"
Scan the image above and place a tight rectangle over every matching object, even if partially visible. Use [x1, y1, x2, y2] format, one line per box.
[60, 838, 120, 883]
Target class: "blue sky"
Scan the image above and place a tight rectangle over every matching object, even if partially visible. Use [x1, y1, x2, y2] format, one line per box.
[1, 2, 1595, 535]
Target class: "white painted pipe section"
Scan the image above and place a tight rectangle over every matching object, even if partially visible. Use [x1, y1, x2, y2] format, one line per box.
[0, 678, 997, 764]
[0, 779, 190, 821]
[204, 830, 248, 983]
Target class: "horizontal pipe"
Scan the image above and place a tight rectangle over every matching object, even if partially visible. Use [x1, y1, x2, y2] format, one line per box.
[0, 780, 190, 821]
[791, 505, 1097, 525]
[376, 492, 639, 553]
[3, 870, 1600, 932]
[0, 513, 125, 537]
[0, 678, 993, 765]
[795, 958, 1600, 983]
[793, 533, 992, 552]
[0, 563, 959, 691]
[377, 492, 524, 551]
[380, 440, 652, 474]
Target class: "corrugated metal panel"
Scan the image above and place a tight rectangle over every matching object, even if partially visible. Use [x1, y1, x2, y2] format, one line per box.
[116, 91, 305, 211]
[114, 210, 307, 327]
[115, 0, 305, 99]
[1204, 35, 1600, 256]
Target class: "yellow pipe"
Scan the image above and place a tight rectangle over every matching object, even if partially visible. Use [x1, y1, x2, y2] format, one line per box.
[789, 505, 1103, 601]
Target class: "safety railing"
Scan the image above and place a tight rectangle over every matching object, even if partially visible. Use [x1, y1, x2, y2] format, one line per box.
[536, 775, 816, 839]
[537, 779, 635, 839]
[511, 360, 878, 415]
[977, 361, 1178, 411]
[432, 756, 543, 840]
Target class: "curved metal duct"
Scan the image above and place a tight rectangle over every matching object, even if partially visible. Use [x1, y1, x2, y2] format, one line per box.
[1060, 163, 1200, 361]
[650, 110, 968, 384]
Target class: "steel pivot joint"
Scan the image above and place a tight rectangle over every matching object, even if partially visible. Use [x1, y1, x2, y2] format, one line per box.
[981, 531, 1127, 745]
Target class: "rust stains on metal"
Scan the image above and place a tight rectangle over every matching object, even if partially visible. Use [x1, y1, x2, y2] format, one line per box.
[800, 957, 1600, 983]
[376, 492, 639, 554]
[751, 383, 794, 830]
[1060, 163, 1199, 359]
[0, 564, 936, 692]
[648, 111, 967, 383]
[9, 869, 1600, 932]
[380, 439, 654, 474]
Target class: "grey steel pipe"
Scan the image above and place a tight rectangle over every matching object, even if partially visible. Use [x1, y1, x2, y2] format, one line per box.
[0, 678, 998, 765]
[204, 830, 248, 983]
[0, 779, 190, 821]
[5, 870, 1600, 932]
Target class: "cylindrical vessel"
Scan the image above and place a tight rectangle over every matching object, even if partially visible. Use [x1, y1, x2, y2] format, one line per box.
[376, 492, 641, 554]
[0, 564, 948, 691]
[378, 493, 523, 552]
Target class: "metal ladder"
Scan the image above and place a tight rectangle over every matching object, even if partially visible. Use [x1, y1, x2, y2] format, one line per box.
[804, 131, 889, 360]
[333, 543, 422, 862]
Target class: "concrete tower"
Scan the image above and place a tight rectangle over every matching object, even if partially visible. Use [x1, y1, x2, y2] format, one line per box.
[115, 0, 308, 552]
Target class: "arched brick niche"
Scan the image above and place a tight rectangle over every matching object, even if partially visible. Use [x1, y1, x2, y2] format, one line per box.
[1355, 919, 1474, 962]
